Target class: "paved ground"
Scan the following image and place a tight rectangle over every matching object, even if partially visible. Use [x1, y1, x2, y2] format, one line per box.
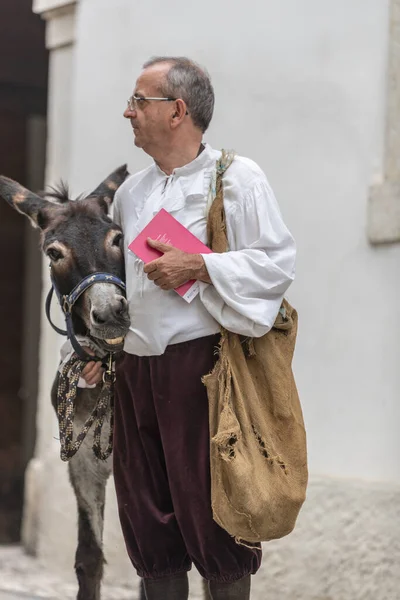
[0, 545, 212, 600]
[0, 541, 333, 600]
[0, 545, 139, 600]
[0, 593, 43, 600]
[0, 594, 36, 600]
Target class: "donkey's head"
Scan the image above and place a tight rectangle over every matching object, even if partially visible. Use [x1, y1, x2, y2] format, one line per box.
[0, 166, 131, 353]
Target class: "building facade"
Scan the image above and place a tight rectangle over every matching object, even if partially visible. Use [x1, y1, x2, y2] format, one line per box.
[22, 0, 400, 598]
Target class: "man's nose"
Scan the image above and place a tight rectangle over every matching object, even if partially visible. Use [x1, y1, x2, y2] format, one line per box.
[124, 106, 136, 119]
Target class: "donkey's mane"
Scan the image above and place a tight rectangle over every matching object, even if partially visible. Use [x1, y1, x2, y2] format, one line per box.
[42, 181, 85, 204]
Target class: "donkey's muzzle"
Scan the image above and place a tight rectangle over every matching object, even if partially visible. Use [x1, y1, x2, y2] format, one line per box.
[91, 295, 129, 327]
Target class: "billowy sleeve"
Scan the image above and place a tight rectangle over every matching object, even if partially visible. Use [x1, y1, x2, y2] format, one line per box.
[199, 179, 296, 337]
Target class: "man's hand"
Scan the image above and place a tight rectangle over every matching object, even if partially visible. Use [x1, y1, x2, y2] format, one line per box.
[143, 238, 211, 289]
[81, 347, 104, 386]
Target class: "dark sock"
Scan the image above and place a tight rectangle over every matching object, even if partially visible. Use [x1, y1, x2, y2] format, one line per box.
[208, 575, 251, 600]
[143, 572, 189, 600]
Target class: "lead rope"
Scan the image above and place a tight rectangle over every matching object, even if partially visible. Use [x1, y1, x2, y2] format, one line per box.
[57, 354, 115, 461]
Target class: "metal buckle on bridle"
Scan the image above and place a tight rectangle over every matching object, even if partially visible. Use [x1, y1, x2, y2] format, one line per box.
[62, 296, 72, 314]
[102, 354, 116, 385]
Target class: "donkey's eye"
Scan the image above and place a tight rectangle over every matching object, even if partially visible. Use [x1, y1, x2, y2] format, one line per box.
[46, 248, 64, 262]
[112, 233, 123, 247]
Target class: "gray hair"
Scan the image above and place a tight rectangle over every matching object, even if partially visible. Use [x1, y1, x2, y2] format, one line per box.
[142, 56, 215, 133]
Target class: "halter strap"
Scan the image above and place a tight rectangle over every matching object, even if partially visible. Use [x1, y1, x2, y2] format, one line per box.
[61, 272, 126, 314]
[46, 272, 126, 362]
[45, 286, 68, 336]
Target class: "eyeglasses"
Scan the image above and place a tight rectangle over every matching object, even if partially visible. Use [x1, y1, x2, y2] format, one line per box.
[126, 95, 177, 111]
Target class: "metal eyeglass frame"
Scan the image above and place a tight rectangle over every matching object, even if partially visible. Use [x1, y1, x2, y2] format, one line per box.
[127, 95, 189, 115]
[127, 95, 176, 111]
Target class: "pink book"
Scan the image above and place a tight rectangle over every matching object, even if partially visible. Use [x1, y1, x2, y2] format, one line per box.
[128, 208, 212, 303]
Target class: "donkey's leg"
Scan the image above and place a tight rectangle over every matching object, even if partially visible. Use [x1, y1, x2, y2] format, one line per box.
[68, 449, 111, 600]
[139, 579, 146, 600]
[202, 578, 212, 600]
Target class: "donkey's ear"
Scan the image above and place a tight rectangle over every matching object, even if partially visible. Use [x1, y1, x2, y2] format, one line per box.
[88, 164, 129, 206]
[0, 175, 52, 229]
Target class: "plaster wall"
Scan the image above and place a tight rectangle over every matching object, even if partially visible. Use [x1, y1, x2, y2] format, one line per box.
[29, 0, 400, 596]
[69, 0, 399, 482]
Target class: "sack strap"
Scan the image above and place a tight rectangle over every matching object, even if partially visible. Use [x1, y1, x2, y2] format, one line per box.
[207, 151, 292, 350]
[216, 149, 236, 175]
[206, 149, 236, 253]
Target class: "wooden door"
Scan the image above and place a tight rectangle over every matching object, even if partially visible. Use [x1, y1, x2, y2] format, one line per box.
[0, 112, 27, 542]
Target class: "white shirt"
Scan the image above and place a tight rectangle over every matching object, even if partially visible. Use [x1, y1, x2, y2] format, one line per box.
[113, 144, 296, 357]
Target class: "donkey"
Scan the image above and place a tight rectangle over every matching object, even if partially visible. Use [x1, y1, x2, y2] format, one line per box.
[0, 166, 147, 600]
[0, 169, 211, 600]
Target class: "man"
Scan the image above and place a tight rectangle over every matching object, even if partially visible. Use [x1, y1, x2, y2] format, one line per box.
[83, 57, 296, 600]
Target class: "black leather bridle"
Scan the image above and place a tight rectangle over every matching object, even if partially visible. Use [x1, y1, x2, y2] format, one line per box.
[45, 272, 126, 363]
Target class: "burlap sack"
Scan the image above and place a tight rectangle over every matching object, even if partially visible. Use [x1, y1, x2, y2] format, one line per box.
[203, 151, 308, 544]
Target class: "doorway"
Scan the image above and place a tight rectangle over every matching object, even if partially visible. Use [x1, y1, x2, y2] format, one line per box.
[0, 0, 48, 543]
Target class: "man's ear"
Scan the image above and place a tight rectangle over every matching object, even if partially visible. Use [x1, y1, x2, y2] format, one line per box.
[0, 175, 52, 229]
[171, 99, 188, 127]
[87, 164, 129, 207]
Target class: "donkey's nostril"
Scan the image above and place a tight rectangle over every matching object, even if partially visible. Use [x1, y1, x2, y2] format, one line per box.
[116, 296, 128, 316]
[91, 310, 106, 325]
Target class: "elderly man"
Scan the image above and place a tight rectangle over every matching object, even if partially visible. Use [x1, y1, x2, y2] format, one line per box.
[83, 56, 295, 600]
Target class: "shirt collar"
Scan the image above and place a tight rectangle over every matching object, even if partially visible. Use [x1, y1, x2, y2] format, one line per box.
[154, 143, 215, 179]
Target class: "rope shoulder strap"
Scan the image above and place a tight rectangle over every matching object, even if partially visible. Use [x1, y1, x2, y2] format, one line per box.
[207, 149, 236, 253]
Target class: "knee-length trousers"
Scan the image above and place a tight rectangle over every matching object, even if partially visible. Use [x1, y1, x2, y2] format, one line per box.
[113, 334, 261, 582]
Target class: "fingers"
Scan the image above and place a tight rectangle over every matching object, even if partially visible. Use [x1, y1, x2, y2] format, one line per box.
[79, 346, 103, 386]
[146, 238, 173, 252]
[82, 361, 96, 377]
[147, 269, 162, 282]
[143, 259, 159, 275]
[81, 360, 104, 386]
[148, 273, 169, 287]
[144, 261, 163, 282]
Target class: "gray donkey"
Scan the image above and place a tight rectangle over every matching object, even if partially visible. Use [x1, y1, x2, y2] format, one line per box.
[0, 168, 211, 600]
[0, 167, 143, 599]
